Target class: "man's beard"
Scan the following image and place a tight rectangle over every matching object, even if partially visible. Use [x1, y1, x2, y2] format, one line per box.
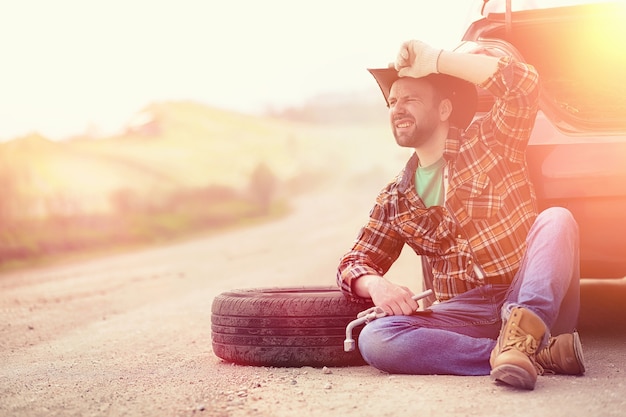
[392, 113, 439, 149]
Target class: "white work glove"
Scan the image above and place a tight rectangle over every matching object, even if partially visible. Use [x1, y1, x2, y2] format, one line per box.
[395, 40, 443, 78]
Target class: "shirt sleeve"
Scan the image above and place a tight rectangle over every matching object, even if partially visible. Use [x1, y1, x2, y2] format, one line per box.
[336, 191, 406, 302]
[477, 56, 540, 163]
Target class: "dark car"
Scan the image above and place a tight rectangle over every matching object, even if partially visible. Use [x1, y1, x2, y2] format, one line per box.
[457, 0, 626, 279]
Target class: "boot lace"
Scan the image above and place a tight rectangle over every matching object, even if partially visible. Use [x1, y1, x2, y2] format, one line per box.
[504, 325, 545, 375]
[535, 338, 558, 376]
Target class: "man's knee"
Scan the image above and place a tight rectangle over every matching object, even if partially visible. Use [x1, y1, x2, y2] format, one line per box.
[533, 207, 579, 245]
[538, 206, 578, 231]
[357, 319, 390, 365]
[358, 318, 421, 371]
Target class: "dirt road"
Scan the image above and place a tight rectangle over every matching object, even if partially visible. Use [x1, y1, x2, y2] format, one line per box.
[1, 181, 625, 417]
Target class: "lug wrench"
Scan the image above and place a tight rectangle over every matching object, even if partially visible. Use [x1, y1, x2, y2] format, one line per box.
[344, 289, 434, 352]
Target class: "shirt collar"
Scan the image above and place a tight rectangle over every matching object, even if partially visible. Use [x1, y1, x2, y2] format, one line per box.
[443, 126, 462, 162]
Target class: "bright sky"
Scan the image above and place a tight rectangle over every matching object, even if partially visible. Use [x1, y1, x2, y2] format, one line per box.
[0, 0, 477, 140]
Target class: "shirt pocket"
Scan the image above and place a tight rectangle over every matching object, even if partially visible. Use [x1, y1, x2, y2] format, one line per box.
[454, 172, 502, 219]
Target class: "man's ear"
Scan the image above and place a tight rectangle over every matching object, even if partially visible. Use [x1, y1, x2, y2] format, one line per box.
[439, 98, 453, 122]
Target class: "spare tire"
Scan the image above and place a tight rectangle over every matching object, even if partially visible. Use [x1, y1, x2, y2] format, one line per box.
[211, 286, 374, 367]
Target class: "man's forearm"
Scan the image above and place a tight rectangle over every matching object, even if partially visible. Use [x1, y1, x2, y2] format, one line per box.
[352, 274, 382, 299]
[437, 50, 501, 85]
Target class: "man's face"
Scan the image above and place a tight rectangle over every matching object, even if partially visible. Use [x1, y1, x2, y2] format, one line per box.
[388, 77, 441, 149]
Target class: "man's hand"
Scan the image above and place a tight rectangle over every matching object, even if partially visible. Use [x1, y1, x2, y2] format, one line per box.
[355, 275, 420, 316]
[395, 40, 442, 78]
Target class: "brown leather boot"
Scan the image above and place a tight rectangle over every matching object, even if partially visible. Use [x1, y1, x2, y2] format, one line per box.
[490, 307, 546, 390]
[536, 332, 585, 375]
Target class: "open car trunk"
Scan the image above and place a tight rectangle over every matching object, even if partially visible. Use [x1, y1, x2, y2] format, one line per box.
[463, 2, 626, 278]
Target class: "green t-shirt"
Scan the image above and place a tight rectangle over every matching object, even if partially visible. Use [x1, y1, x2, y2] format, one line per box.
[415, 157, 445, 208]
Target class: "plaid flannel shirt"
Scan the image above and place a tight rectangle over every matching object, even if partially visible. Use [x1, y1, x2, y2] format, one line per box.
[337, 57, 540, 302]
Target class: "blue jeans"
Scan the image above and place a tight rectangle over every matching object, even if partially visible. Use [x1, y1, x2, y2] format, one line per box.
[357, 207, 581, 376]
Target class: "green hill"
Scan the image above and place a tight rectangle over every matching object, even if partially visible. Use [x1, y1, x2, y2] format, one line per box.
[0, 100, 400, 268]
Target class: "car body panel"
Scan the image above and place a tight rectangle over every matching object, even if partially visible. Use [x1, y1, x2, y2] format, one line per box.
[461, 1, 626, 278]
